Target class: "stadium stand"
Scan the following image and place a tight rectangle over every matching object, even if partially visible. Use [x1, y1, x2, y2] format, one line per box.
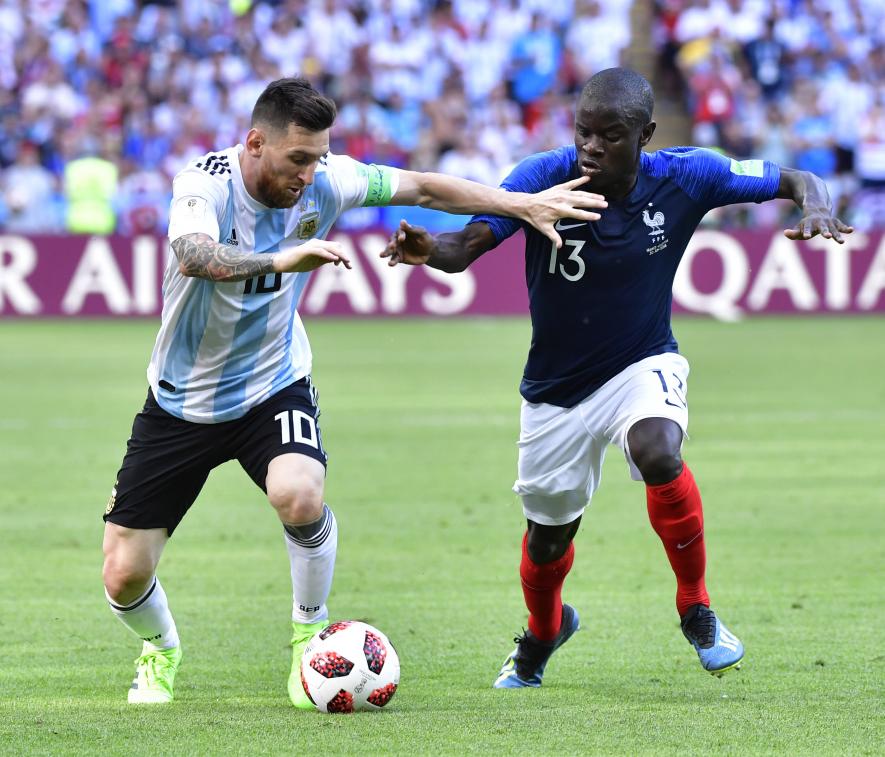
[652, 0, 884, 230]
[0, 0, 881, 233]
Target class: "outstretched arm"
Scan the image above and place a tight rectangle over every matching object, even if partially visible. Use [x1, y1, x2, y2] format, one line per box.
[390, 171, 606, 248]
[381, 221, 498, 273]
[776, 167, 853, 243]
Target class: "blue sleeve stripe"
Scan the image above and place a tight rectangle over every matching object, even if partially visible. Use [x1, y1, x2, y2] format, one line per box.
[651, 148, 780, 207]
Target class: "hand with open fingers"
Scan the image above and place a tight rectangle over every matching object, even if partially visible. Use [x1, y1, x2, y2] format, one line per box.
[381, 220, 434, 266]
[784, 211, 853, 244]
[274, 238, 353, 273]
[519, 176, 607, 248]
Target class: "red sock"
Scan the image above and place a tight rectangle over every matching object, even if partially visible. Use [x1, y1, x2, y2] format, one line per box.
[646, 464, 710, 616]
[520, 532, 575, 641]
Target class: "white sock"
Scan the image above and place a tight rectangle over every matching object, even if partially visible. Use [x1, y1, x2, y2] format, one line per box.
[106, 577, 180, 650]
[283, 504, 338, 624]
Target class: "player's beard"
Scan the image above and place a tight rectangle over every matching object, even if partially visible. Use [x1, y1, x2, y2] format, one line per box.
[255, 168, 298, 209]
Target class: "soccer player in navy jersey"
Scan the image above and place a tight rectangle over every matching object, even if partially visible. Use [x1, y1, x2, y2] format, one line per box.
[382, 67, 853, 687]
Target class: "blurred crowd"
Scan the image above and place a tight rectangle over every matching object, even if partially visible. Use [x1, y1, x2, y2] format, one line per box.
[0, 0, 882, 235]
[654, 0, 885, 230]
[0, 0, 632, 234]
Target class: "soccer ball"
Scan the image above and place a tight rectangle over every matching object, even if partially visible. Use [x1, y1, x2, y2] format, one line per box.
[300, 621, 400, 713]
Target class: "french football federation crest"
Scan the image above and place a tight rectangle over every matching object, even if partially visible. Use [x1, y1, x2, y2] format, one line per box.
[642, 207, 665, 236]
[296, 212, 320, 239]
[644, 203, 669, 255]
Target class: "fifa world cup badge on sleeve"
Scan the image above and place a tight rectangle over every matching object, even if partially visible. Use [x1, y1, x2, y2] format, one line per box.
[177, 196, 208, 220]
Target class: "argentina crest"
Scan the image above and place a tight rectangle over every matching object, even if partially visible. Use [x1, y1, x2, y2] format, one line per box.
[296, 211, 320, 239]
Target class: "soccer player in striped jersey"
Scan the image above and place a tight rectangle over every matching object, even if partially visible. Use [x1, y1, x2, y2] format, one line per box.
[382, 67, 852, 688]
[101, 77, 606, 706]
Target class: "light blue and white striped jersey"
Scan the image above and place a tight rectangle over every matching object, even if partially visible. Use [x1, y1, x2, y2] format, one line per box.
[149, 145, 398, 423]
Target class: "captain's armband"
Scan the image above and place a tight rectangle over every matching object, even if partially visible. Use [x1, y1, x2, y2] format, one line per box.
[359, 164, 398, 207]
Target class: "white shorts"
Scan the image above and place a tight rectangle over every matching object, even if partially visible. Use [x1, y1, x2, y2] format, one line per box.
[514, 353, 690, 526]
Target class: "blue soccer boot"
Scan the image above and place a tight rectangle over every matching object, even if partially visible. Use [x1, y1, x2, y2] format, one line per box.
[680, 604, 744, 677]
[493, 604, 580, 688]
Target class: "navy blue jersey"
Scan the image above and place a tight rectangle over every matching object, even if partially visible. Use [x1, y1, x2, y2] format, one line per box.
[471, 146, 780, 407]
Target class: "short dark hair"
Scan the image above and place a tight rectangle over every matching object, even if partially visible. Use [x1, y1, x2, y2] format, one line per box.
[580, 68, 654, 129]
[251, 77, 337, 133]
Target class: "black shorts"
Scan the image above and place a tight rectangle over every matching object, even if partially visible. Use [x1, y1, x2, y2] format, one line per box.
[104, 378, 327, 535]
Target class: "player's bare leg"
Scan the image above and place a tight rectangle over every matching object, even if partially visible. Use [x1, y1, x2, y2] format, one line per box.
[102, 523, 182, 702]
[494, 517, 581, 688]
[267, 453, 337, 709]
[629, 417, 744, 675]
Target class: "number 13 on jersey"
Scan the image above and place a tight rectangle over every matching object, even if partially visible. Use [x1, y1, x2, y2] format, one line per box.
[549, 239, 587, 282]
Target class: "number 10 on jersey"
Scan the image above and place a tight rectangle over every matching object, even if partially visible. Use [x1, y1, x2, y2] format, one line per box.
[549, 240, 587, 282]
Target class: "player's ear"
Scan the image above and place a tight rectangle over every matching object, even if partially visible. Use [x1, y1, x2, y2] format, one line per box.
[245, 127, 264, 156]
[639, 121, 656, 147]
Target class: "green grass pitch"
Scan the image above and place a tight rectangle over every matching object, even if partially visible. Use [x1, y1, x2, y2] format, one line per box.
[1, 317, 883, 755]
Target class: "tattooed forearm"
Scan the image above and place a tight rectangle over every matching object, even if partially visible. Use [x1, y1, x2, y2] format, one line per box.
[172, 233, 277, 282]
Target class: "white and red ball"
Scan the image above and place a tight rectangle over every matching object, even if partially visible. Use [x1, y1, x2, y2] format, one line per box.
[300, 621, 400, 713]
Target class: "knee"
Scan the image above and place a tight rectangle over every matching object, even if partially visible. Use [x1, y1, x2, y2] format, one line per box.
[634, 446, 683, 484]
[268, 474, 324, 525]
[628, 420, 684, 485]
[527, 537, 568, 564]
[102, 552, 154, 605]
[526, 518, 580, 564]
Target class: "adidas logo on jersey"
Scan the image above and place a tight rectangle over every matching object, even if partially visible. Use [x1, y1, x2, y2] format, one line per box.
[225, 228, 239, 246]
[197, 154, 231, 176]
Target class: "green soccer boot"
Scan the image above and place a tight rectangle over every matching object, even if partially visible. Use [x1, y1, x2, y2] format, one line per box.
[288, 619, 329, 709]
[128, 643, 182, 704]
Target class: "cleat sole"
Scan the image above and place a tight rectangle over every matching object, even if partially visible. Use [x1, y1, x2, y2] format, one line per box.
[710, 658, 744, 678]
